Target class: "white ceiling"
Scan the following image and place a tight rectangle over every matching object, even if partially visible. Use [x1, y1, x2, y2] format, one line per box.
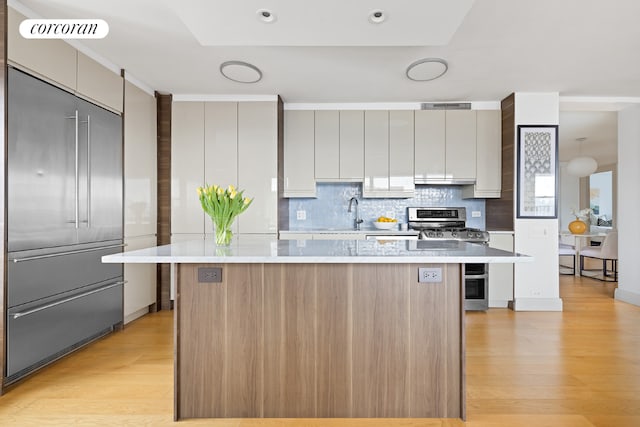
[11, 0, 640, 165]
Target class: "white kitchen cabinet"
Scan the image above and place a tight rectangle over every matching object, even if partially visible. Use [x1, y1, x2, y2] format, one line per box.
[284, 110, 316, 197]
[124, 81, 157, 238]
[445, 110, 476, 182]
[76, 52, 124, 113]
[339, 110, 365, 181]
[463, 110, 502, 198]
[8, 8, 78, 92]
[237, 102, 278, 235]
[314, 110, 340, 181]
[171, 102, 205, 234]
[204, 102, 239, 235]
[415, 110, 477, 184]
[364, 110, 414, 198]
[311, 233, 366, 240]
[364, 110, 390, 196]
[488, 232, 514, 308]
[389, 110, 415, 194]
[414, 110, 446, 182]
[123, 235, 157, 324]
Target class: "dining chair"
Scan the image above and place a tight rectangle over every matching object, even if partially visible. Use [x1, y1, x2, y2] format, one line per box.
[579, 230, 618, 282]
[559, 243, 576, 275]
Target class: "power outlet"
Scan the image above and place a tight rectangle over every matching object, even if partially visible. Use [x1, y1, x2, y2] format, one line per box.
[296, 210, 307, 220]
[418, 267, 442, 283]
[198, 267, 222, 283]
[471, 211, 482, 218]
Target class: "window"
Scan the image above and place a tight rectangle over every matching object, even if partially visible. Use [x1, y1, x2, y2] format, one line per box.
[589, 171, 613, 227]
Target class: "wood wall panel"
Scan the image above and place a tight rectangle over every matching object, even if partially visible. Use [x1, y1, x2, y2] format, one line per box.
[224, 264, 263, 417]
[445, 264, 463, 418]
[409, 263, 446, 417]
[176, 264, 225, 418]
[486, 93, 515, 231]
[315, 264, 352, 417]
[263, 264, 316, 417]
[155, 94, 172, 309]
[352, 264, 410, 417]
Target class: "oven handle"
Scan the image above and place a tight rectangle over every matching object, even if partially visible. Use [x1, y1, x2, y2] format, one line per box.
[464, 274, 488, 279]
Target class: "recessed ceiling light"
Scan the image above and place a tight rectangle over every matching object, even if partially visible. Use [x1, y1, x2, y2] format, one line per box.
[256, 9, 276, 23]
[220, 61, 262, 84]
[406, 58, 448, 82]
[368, 9, 386, 24]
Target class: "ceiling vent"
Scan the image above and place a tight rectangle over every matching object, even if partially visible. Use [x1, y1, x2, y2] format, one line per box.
[420, 103, 471, 110]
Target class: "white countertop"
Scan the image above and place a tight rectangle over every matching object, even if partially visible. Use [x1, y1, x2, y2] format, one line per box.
[103, 236, 532, 264]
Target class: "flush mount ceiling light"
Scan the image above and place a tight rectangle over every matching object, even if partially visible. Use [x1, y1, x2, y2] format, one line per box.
[406, 58, 448, 82]
[567, 137, 598, 177]
[256, 9, 276, 23]
[220, 61, 262, 84]
[368, 9, 386, 24]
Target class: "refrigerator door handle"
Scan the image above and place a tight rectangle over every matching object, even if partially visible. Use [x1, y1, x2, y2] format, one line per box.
[10, 280, 126, 319]
[85, 114, 91, 228]
[65, 110, 79, 228]
[11, 243, 127, 263]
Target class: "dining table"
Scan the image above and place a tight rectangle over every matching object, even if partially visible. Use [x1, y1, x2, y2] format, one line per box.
[559, 231, 608, 276]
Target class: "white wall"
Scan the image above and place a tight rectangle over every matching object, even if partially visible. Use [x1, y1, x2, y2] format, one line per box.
[512, 93, 562, 311]
[615, 105, 640, 306]
[558, 162, 580, 234]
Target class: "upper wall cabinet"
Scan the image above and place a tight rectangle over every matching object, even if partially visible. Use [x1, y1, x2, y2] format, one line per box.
[463, 110, 502, 198]
[313, 110, 365, 182]
[415, 110, 476, 184]
[363, 110, 414, 198]
[284, 110, 316, 197]
[314, 110, 339, 180]
[8, 7, 123, 113]
[8, 8, 77, 91]
[76, 53, 124, 113]
[339, 110, 365, 181]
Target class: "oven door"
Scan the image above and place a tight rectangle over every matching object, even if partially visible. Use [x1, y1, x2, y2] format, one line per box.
[464, 263, 488, 311]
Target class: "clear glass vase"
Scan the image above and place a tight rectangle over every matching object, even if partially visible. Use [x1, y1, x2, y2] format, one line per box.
[213, 221, 233, 246]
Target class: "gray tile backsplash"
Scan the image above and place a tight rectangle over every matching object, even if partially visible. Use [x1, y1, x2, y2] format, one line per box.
[287, 183, 486, 230]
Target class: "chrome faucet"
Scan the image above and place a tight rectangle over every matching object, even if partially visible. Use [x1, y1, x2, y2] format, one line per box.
[348, 197, 364, 230]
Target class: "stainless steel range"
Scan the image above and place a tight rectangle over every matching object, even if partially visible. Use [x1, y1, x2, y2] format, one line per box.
[408, 207, 489, 243]
[407, 207, 489, 311]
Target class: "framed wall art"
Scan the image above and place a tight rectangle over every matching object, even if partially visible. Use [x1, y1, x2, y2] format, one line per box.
[516, 125, 558, 218]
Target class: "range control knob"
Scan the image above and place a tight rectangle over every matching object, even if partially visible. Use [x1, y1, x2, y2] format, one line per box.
[451, 231, 458, 238]
[427, 231, 436, 238]
[436, 231, 444, 238]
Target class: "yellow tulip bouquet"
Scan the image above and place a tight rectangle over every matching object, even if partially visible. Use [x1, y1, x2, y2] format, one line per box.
[197, 184, 253, 246]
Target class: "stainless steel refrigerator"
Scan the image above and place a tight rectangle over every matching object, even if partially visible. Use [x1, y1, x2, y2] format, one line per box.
[6, 67, 124, 383]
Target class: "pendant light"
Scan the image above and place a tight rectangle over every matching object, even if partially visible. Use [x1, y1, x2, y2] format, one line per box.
[567, 137, 597, 177]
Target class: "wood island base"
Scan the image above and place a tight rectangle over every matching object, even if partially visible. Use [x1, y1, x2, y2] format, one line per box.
[175, 262, 464, 420]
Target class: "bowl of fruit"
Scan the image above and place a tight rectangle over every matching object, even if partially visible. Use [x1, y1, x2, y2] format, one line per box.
[373, 216, 398, 230]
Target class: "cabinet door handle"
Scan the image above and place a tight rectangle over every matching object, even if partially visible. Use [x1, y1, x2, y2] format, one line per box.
[10, 280, 126, 319]
[86, 114, 91, 228]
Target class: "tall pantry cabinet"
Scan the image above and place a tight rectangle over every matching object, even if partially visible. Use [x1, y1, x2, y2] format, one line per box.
[171, 101, 278, 240]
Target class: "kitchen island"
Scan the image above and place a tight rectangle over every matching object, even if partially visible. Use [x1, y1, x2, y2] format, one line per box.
[103, 236, 530, 421]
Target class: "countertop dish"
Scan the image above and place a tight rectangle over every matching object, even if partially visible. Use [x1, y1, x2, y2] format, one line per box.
[103, 236, 532, 264]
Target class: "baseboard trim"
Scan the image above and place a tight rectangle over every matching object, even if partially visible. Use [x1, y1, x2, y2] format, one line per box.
[124, 306, 150, 325]
[489, 299, 510, 308]
[614, 288, 640, 307]
[510, 297, 563, 311]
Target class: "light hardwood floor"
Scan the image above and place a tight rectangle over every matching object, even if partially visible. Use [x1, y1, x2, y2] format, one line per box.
[1, 275, 638, 426]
